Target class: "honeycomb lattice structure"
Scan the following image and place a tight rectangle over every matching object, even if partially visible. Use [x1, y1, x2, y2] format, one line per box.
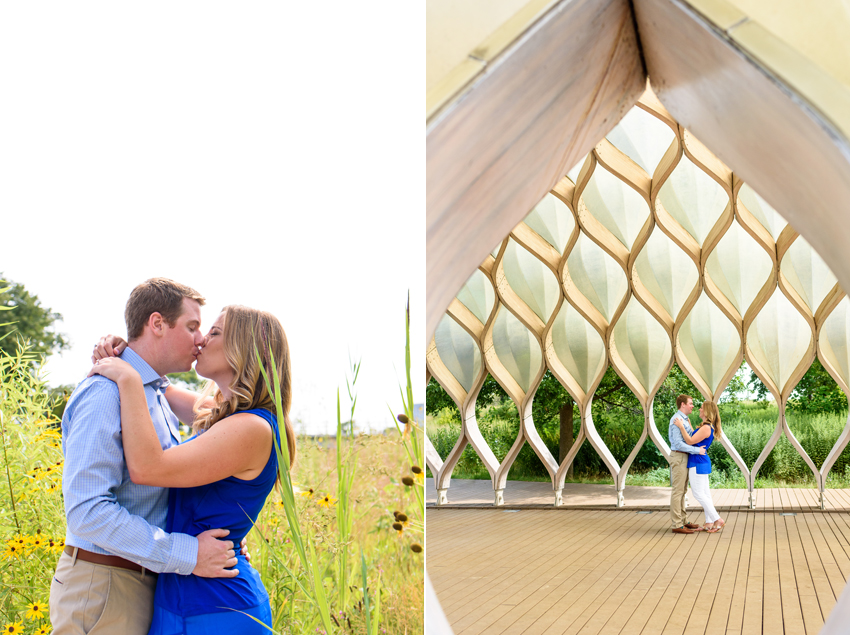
[426, 87, 850, 509]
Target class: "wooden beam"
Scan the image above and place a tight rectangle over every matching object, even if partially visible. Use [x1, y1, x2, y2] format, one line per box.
[426, 0, 646, 343]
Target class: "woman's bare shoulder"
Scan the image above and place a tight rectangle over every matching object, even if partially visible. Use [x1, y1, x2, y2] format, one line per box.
[219, 411, 274, 435]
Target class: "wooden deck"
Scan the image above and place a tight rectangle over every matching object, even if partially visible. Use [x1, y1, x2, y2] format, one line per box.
[427, 481, 850, 634]
[426, 478, 850, 511]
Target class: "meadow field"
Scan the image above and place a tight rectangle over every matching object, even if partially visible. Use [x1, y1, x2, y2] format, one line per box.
[0, 345, 424, 634]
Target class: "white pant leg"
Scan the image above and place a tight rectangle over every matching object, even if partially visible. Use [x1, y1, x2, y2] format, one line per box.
[688, 467, 720, 524]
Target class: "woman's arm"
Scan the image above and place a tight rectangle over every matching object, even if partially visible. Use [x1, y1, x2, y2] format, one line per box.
[91, 335, 208, 425]
[164, 384, 211, 425]
[90, 358, 271, 488]
[673, 419, 710, 445]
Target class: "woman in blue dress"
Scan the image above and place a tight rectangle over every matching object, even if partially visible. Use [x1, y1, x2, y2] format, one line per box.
[90, 305, 295, 634]
[671, 400, 725, 533]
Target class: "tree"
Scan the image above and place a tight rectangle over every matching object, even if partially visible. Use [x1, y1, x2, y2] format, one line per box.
[0, 275, 69, 358]
[787, 359, 846, 414]
[747, 359, 846, 415]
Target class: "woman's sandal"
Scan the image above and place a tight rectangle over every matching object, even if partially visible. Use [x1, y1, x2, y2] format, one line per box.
[713, 519, 726, 531]
[705, 526, 720, 533]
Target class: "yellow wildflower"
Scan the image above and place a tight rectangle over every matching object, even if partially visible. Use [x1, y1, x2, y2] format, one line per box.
[299, 488, 314, 499]
[411, 465, 423, 480]
[52, 538, 65, 553]
[2, 544, 22, 559]
[25, 602, 46, 620]
[317, 494, 336, 508]
[2, 622, 24, 634]
[34, 626, 51, 635]
[30, 534, 46, 550]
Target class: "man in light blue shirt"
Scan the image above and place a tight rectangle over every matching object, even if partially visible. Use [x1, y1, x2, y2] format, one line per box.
[669, 394, 706, 534]
[50, 279, 238, 635]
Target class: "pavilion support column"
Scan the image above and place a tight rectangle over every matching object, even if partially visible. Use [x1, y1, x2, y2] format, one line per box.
[559, 404, 575, 478]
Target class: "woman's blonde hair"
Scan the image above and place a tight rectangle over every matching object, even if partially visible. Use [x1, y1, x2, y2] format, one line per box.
[700, 400, 722, 438]
[193, 305, 296, 467]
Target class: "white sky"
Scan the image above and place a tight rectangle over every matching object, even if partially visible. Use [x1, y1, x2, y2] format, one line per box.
[0, 3, 423, 435]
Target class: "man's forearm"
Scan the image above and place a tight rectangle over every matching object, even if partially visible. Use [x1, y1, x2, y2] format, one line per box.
[65, 496, 198, 574]
[669, 428, 701, 454]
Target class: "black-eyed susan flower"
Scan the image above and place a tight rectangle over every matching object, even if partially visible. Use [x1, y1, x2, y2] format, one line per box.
[299, 488, 314, 499]
[2, 621, 24, 634]
[25, 602, 45, 620]
[401, 476, 414, 487]
[34, 626, 51, 635]
[317, 494, 336, 508]
[411, 543, 423, 553]
[2, 544, 21, 559]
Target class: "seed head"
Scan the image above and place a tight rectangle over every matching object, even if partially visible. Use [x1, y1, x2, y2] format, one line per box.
[411, 543, 423, 553]
[396, 512, 408, 522]
[401, 476, 414, 487]
[397, 414, 409, 424]
[411, 465, 422, 474]
[392, 522, 404, 531]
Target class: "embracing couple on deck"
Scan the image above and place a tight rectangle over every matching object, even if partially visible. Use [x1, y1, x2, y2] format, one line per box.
[49, 278, 296, 635]
[669, 394, 727, 535]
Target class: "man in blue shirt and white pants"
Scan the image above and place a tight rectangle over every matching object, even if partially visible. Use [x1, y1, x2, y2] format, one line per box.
[669, 394, 706, 534]
[50, 279, 238, 634]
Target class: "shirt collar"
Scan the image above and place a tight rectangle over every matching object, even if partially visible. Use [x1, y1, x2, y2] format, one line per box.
[677, 410, 689, 419]
[119, 347, 171, 390]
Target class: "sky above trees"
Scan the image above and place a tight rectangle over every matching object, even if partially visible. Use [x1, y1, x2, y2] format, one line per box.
[0, 4, 422, 435]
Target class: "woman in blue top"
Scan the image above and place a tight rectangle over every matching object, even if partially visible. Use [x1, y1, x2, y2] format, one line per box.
[90, 305, 295, 634]
[672, 400, 725, 533]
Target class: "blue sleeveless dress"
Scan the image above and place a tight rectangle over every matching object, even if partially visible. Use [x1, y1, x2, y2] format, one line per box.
[687, 426, 714, 474]
[148, 408, 280, 635]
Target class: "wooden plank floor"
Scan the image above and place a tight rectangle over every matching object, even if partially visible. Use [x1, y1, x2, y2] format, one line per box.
[427, 479, 850, 511]
[428, 507, 850, 634]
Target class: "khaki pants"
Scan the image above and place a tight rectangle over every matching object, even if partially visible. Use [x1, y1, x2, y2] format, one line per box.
[670, 452, 690, 528]
[49, 551, 156, 635]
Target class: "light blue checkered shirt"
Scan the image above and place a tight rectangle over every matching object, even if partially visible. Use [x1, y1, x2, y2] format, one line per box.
[669, 410, 701, 454]
[61, 347, 198, 574]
